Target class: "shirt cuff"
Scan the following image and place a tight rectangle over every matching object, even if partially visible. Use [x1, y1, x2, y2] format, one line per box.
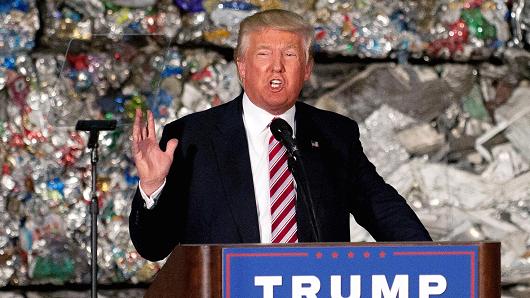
[138, 179, 166, 209]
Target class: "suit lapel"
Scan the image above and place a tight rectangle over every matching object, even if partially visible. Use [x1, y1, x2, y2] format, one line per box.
[211, 96, 261, 243]
[295, 102, 325, 242]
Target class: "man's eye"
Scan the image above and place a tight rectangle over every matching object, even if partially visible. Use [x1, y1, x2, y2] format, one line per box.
[285, 52, 297, 57]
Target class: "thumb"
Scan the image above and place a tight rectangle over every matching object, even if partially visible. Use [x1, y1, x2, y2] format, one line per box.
[165, 138, 178, 156]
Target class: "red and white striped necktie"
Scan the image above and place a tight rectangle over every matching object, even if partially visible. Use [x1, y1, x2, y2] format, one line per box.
[268, 135, 298, 243]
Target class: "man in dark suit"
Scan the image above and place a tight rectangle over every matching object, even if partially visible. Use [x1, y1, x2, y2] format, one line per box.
[130, 9, 431, 262]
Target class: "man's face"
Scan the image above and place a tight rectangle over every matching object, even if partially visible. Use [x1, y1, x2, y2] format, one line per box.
[236, 28, 313, 115]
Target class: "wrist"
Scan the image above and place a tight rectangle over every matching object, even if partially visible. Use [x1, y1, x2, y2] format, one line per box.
[140, 179, 164, 196]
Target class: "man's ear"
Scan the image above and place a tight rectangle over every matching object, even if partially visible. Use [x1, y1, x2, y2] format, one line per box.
[236, 58, 246, 81]
[303, 58, 313, 81]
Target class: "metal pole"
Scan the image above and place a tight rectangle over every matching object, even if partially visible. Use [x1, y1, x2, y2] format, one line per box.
[90, 141, 99, 298]
[75, 120, 116, 298]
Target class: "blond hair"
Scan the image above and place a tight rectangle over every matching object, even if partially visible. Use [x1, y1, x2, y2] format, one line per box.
[235, 9, 314, 62]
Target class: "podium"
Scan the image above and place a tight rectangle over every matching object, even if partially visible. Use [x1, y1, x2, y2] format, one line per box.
[145, 242, 500, 298]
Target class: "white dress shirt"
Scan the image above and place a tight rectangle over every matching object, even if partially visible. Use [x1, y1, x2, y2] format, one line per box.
[241, 93, 296, 243]
[139, 93, 296, 243]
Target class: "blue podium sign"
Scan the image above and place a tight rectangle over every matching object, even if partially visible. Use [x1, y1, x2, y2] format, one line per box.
[222, 244, 479, 298]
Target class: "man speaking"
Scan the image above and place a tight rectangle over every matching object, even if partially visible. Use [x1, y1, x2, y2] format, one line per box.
[129, 9, 431, 262]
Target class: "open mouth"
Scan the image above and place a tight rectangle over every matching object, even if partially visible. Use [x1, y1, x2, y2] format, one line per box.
[270, 79, 283, 90]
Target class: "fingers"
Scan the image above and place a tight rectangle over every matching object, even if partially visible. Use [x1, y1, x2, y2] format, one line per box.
[147, 110, 156, 140]
[133, 108, 142, 142]
[140, 112, 147, 140]
[131, 137, 140, 157]
[165, 139, 179, 157]
[134, 108, 150, 140]
[132, 109, 158, 156]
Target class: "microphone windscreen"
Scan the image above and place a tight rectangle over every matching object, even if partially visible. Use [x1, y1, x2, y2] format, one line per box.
[75, 120, 117, 131]
[270, 118, 293, 141]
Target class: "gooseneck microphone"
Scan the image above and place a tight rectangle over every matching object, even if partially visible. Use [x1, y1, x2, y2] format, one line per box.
[270, 118, 321, 242]
[270, 118, 300, 159]
[75, 119, 117, 131]
[75, 120, 117, 149]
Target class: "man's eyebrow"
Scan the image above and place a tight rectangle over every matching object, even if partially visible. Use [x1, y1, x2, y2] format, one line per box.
[254, 44, 301, 50]
[284, 43, 299, 48]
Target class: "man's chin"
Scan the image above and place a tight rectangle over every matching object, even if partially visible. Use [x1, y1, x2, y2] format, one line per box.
[265, 100, 296, 114]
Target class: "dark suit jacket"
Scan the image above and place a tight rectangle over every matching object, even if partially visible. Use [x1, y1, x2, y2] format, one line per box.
[129, 95, 431, 261]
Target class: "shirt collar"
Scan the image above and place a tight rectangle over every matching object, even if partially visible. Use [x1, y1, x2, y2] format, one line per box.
[242, 92, 296, 136]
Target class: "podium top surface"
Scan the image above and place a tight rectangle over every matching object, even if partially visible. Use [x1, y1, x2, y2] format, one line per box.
[174, 241, 500, 248]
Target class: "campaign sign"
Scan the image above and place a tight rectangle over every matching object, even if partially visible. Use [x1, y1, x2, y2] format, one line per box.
[223, 244, 478, 298]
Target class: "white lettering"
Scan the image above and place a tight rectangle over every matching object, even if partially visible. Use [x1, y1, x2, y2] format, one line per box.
[254, 274, 447, 298]
[330, 275, 361, 298]
[372, 275, 409, 298]
[419, 275, 447, 298]
[255, 276, 282, 298]
[292, 275, 321, 298]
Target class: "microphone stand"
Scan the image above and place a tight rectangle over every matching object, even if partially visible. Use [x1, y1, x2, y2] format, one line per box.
[87, 131, 99, 298]
[75, 119, 116, 298]
[288, 152, 321, 242]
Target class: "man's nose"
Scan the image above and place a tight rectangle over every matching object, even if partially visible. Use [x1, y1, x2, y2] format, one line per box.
[272, 54, 284, 72]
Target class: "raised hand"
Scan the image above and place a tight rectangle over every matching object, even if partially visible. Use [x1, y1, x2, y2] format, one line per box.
[132, 108, 178, 196]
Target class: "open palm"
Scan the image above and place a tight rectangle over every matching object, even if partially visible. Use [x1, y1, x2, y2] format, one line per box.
[132, 109, 178, 196]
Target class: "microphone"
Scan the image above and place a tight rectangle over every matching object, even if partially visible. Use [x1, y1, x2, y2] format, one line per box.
[75, 120, 117, 149]
[270, 118, 299, 159]
[75, 120, 117, 132]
